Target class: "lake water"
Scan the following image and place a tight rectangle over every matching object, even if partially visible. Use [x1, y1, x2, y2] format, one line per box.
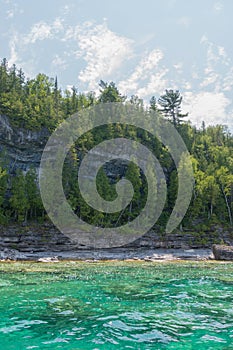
[0, 261, 232, 349]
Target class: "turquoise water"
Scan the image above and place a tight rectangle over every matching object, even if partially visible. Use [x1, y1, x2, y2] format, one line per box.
[0, 261, 233, 349]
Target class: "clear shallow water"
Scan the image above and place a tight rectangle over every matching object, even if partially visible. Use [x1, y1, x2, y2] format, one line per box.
[0, 261, 233, 350]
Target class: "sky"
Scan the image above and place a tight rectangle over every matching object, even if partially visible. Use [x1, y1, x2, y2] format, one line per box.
[0, 0, 233, 131]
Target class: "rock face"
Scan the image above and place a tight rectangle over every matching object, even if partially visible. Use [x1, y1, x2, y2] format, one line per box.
[0, 248, 27, 260]
[0, 114, 232, 254]
[212, 244, 233, 260]
[0, 223, 232, 253]
[0, 114, 50, 172]
[0, 114, 134, 178]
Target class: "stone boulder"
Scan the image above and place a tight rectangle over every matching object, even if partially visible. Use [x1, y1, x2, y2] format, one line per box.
[0, 248, 27, 260]
[212, 244, 233, 260]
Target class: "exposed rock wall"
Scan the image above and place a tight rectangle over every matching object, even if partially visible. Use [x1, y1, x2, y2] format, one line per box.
[0, 114, 50, 172]
[0, 114, 232, 252]
[0, 223, 232, 252]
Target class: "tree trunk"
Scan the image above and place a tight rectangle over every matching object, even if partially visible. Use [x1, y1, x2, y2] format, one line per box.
[210, 202, 213, 216]
[221, 186, 233, 226]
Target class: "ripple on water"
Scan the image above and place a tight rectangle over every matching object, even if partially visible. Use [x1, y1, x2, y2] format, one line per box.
[0, 261, 232, 349]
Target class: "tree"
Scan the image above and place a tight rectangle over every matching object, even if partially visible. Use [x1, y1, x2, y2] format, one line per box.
[0, 58, 8, 94]
[25, 168, 43, 219]
[216, 166, 233, 226]
[149, 96, 158, 112]
[124, 160, 143, 222]
[63, 89, 72, 117]
[130, 95, 144, 110]
[0, 166, 8, 223]
[71, 86, 78, 113]
[10, 171, 29, 223]
[53, 76, 59, 115]
[158, 89, 187, 127]
[196, 173, 220, 218]
[98, 81, 125, 103]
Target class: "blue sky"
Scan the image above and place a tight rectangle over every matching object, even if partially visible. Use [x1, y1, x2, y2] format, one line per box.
[1, 0, 233, 130]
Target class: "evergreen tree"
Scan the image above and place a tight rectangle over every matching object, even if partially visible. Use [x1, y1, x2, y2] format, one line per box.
[98, 81, 125, 103]
[149, 96, 158, 112]
[0, 58, 232, 232]
[10, 171, 29, 223]
[0, 166, 8, 223]
[158, 89, 188, 127]
[25, 168, 43, 219]
[124, 160, 143, 222]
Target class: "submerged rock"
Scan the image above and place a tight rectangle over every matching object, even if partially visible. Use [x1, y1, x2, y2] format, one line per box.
[212, 244, 233, 260]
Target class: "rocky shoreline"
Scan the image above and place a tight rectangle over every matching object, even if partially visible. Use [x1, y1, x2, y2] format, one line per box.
[0, 247, 214, 262]
[1, 222, 232, 251]
[0, 223, 232, 262]
[2, 246, 233, 262]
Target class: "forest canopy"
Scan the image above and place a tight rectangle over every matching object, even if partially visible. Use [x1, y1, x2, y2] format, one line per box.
[0, 58, 232, 234]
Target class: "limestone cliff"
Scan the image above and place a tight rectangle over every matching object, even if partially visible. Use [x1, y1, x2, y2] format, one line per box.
[0, 114, 50, 172]
[0, 114, 232, 252]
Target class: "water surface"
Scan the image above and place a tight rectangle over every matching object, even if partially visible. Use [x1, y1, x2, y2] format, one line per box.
[0, 261, 232, 349]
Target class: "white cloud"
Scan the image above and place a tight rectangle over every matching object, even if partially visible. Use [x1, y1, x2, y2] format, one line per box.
[221, 66, 233, 91]
[26, 22, 52, 43]
[180, 37, 233, 131]
[218, 46, 227, 59]
[140, 49, 163, 71]
[52, 55, 67, 71]
[200, 35, 208, 44]
[53, 18, 64, 32]
[199, 36, 231, 91]
[60, 21, 133, 90]
[173, 62, 183, 74]
[8, 33, 19, 66]
[6, 9, 14, 18]
[4, 16, 233, 132]
[25, 18, 64, 44]
[136, 69, 168, 98]
[68, 22, 133, 91]
[183, 91, 231, 128]
[6, 19, 132, 87]
[6, 17, 65, 75]
[200, 71, 219, 88]
[213, 1, 223, 12]
[119, 49, 165, 96]
[181, 80, 192, 90]
[5, 2, 24, 19]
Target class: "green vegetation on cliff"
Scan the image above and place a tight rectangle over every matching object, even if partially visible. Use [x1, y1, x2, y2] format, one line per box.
[0, 58, 232, 232]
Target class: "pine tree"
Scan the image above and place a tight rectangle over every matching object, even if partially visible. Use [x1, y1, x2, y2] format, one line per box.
[149, 96, 158, 112]
[98, 81, 125, 103]
[158, 89, 188, 127]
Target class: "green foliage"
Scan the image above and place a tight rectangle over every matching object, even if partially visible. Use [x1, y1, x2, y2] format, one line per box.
[98, 80, 125, 103]
[0, 166, 8, 223]
[0, 59, 96, 130]
[158, 89, 188, 127]
[10, 170, 29, 222]
[25, 168, 44, 219]
[0, 58, 232, 233]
